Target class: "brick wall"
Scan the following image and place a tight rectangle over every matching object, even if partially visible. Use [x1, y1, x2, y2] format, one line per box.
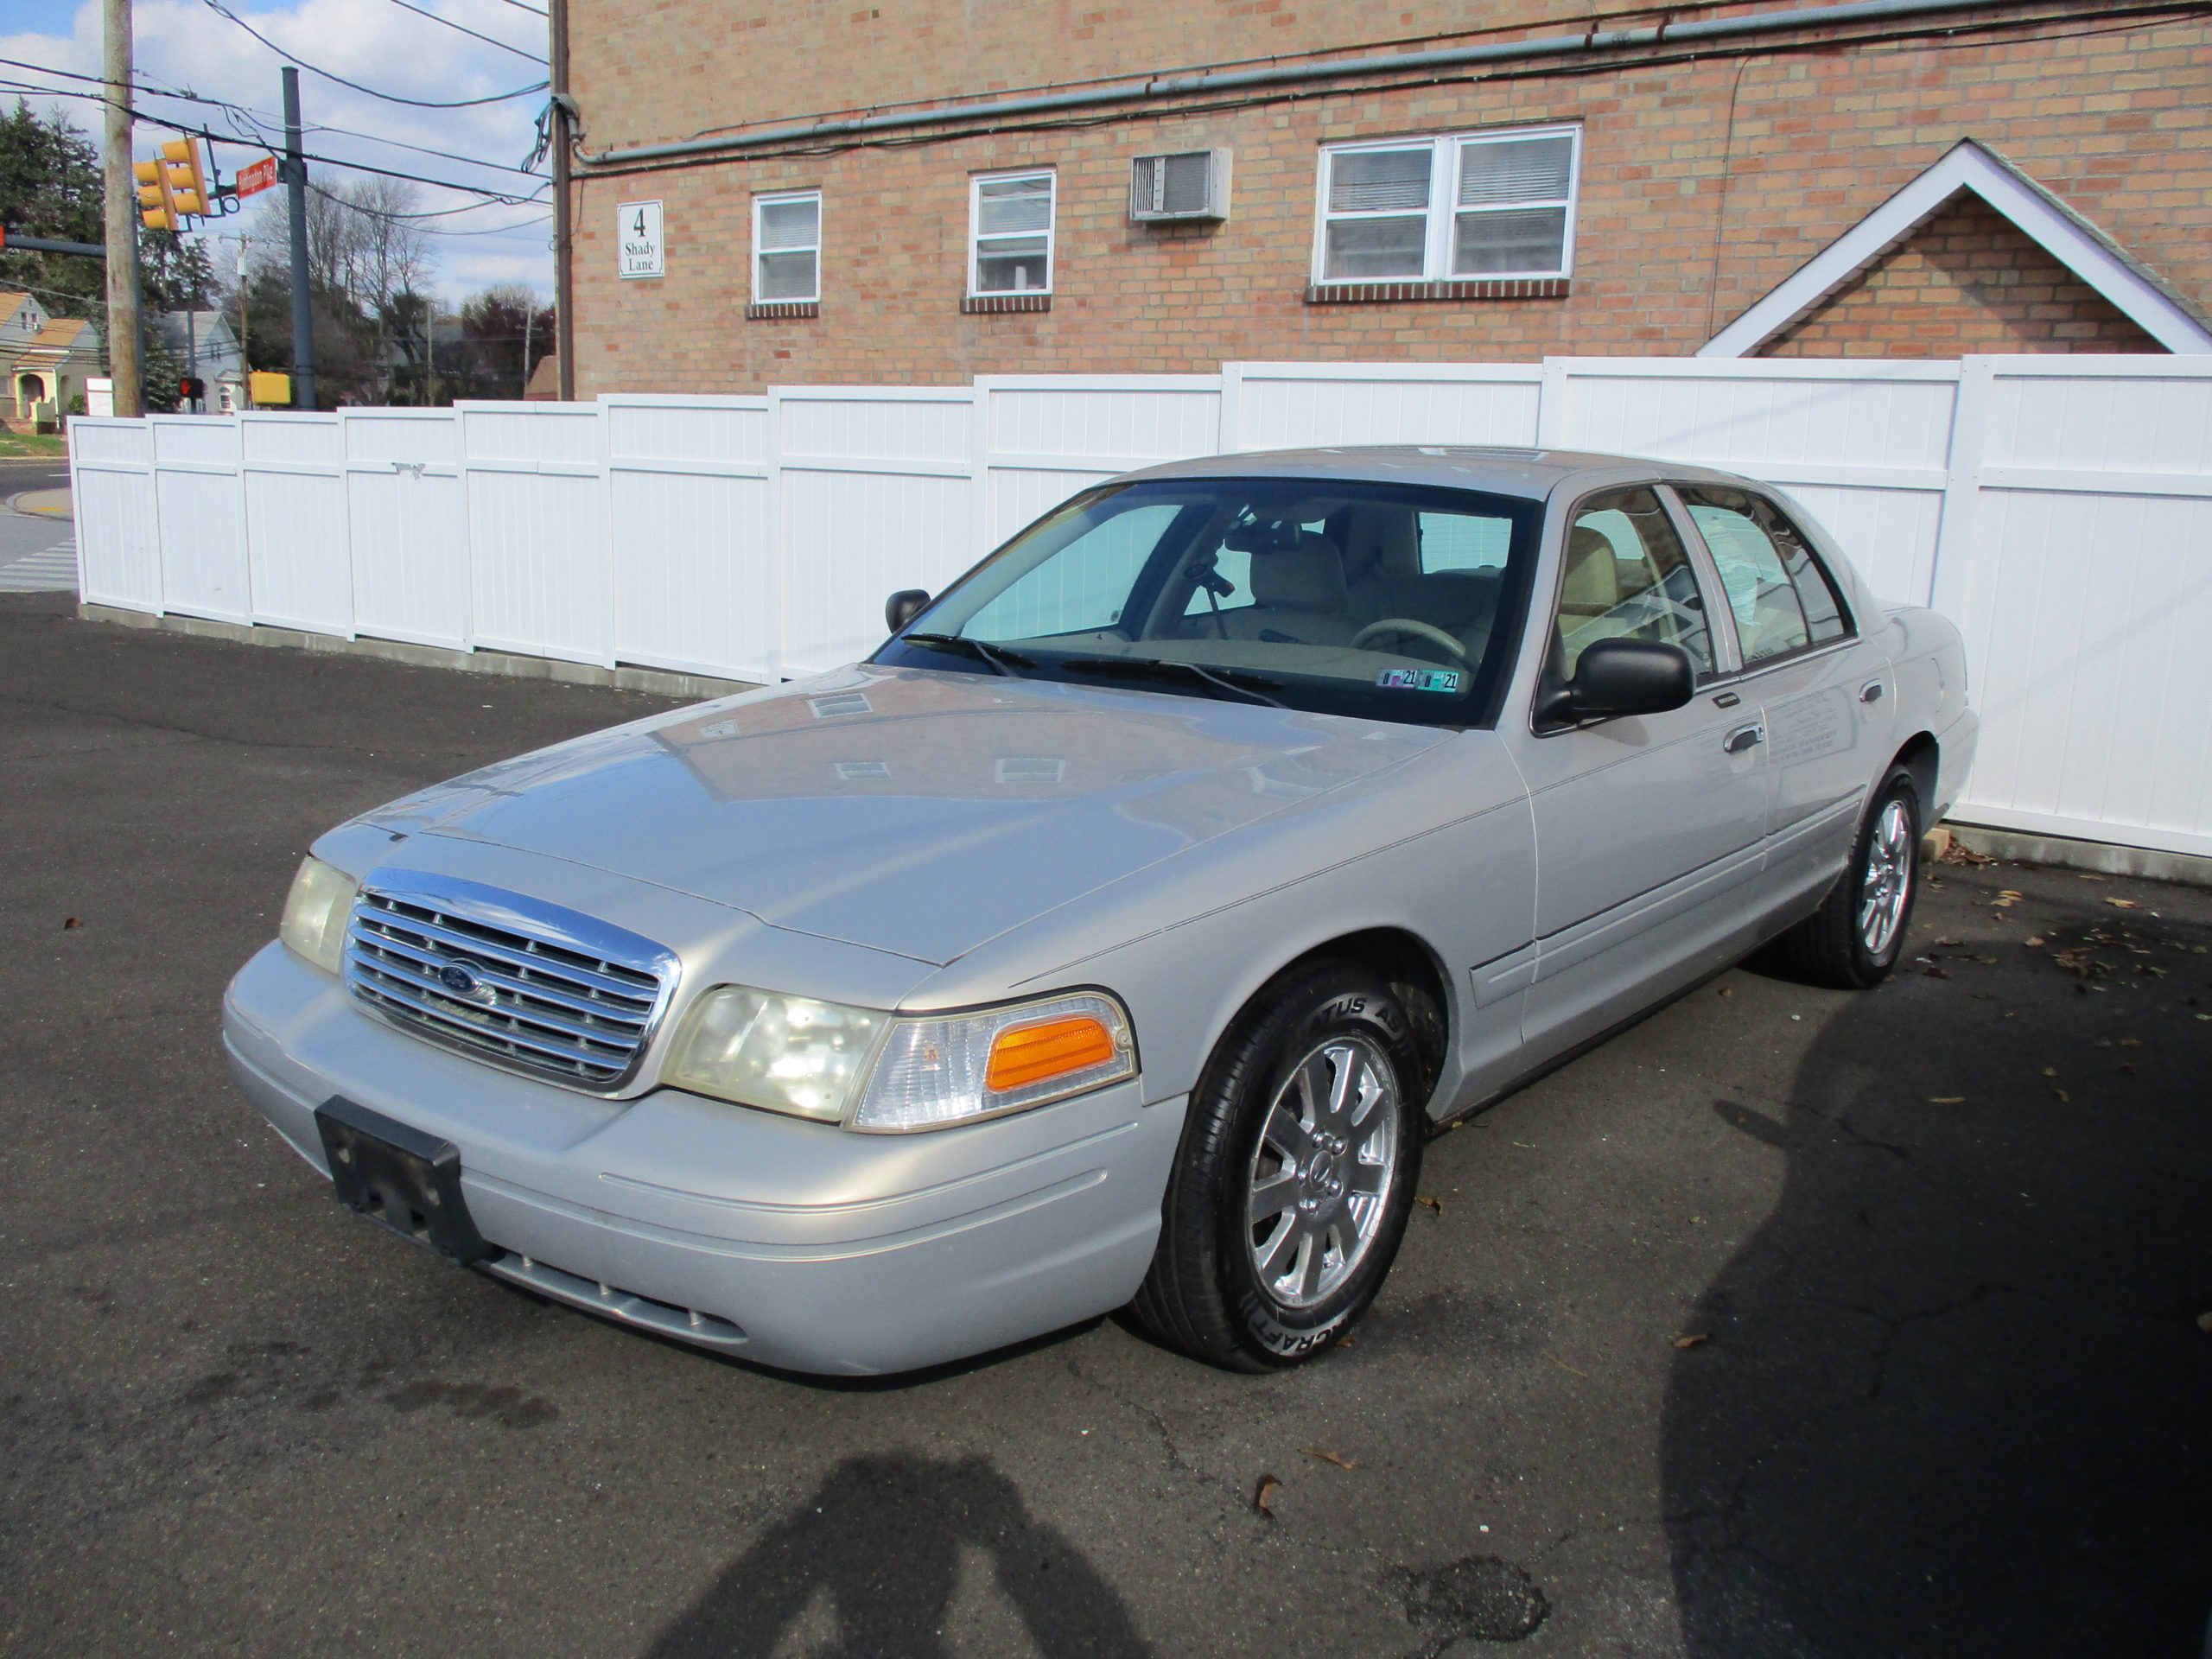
[567, 3, 2212, 392]
[1761, 194, 2161, 355]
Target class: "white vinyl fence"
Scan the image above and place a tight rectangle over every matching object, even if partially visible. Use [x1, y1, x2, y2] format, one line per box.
[69, 355, 2212, 859]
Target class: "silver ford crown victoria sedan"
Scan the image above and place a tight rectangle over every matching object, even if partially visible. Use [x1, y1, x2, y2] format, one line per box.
[224, 447, 1977, 1376]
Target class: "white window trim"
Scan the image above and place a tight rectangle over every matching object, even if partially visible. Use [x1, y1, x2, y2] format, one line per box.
[969, 169, 1057, 297]
[1311, 124, 1582, 286]
[752, 189, 823, 305]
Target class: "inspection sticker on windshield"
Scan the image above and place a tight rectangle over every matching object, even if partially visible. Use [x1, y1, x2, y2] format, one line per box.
[1376, 668, 1464, 693]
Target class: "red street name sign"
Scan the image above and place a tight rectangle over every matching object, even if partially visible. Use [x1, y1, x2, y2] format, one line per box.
[236, 156, 279, 198]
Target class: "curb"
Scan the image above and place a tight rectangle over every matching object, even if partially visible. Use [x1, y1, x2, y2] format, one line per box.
[1942, 821, 2212, 889]
[76, 603, 758, 702]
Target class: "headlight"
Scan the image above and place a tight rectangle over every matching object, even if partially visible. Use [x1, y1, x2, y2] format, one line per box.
[661, 988, 887, 1122]
[662, 987, 1136, 1133]
[279, 855, 359, 975]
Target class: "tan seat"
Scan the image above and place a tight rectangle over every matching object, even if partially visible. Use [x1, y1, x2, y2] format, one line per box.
[1558, 524, 1620, 617]
[1339, 508, 1503, 659]
[1213, 533, 1357, 646]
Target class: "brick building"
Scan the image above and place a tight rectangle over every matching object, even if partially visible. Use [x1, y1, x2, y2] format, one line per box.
[559, 0, 2212, 393]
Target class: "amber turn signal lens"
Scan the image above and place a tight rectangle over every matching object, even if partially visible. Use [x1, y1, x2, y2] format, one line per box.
[986, 1015, 1116, 1093]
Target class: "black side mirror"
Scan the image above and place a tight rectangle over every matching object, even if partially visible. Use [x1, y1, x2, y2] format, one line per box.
[884, 588, 931, 633]
[1535, 638, 1695, 728]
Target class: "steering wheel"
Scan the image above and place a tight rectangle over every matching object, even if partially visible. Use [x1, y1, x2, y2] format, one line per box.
[1351, 619, 1469, 663]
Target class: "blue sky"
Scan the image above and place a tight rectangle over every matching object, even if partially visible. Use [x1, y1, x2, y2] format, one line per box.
[3, 0, 554, 302]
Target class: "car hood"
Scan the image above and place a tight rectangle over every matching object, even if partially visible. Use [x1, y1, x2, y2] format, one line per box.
[362, 666, 1450, 965]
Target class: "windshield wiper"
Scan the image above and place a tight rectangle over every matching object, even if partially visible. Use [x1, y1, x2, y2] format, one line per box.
[899, 633, 1037, 676]
[1060, 655, 1287, 708]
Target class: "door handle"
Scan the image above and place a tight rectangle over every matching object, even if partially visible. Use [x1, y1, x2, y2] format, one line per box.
[1723, 723, 1764, 755]
[1859, 680, 1885, 703]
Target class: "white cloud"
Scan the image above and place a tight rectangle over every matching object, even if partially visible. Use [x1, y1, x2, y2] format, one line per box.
[2, 0, 552, 304]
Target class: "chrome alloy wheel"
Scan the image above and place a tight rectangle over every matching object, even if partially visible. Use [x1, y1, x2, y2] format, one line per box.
[1858, 797, 1915, 959]
[1244, 1033, 1400, 1309]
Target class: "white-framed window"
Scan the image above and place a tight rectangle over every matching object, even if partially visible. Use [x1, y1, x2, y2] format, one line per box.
[753, 190, 821, 303]
[1313, 125, 1580, 284]
[969, 170, 1055, 296]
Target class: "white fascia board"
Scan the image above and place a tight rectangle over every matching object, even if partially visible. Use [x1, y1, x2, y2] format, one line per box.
[1700, 140, 2212, 357]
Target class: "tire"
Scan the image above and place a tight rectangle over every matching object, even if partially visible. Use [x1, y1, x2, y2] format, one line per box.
[1774, 765, 1923, 989]
[1128, 960, 1427, 1371]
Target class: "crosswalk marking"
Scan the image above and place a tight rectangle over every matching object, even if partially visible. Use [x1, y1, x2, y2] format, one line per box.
[0, 543, 79, 592]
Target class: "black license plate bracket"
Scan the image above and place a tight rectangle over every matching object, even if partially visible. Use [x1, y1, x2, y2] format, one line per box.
[314, 1096, 493, 1265]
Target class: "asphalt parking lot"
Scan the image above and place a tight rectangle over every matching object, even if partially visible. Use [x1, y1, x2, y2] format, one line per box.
[3, 590, 2209, 1658]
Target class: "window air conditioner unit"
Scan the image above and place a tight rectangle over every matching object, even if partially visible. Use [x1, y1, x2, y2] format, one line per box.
[1129, 149, 1231, 222]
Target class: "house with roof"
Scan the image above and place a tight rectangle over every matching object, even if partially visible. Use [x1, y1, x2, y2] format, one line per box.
[556, 0, 2212, 392]
[156, 309, 248, 412]
[3, 292, 104, 431]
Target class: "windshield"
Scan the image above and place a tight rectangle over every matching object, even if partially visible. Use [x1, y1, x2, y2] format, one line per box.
[871, 477, 1541, 728]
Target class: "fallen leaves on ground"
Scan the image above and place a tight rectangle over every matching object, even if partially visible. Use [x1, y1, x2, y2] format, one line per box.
[1300, 1446, 1357, 1471]
[2024, 936, 2046, 947]
[1414, 1195, 1444, 1216]
[1673, 1333, 1711, 1350]
[2197, 1313, 2212, 1335]
[2106, 897, 2142, 909]
[1544, 1352, 1587, 1377]
[1929, 1096, 1967, 1103]
[1253, 1474, 1281, 1517]
[61, 917, 80, 930]
[1942, 844, 2000, 867]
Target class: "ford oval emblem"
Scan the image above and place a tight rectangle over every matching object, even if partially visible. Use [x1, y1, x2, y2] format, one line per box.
[438, 960, 485, 997]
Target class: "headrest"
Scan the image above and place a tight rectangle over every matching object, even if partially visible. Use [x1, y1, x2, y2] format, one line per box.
[1338, 509, 1421, 580]
[1250, 533, 1347, 612]
[1560, 524, 1619, 611]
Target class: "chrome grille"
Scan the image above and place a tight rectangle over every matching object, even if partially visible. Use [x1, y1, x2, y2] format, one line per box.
[343, 871, 677, 1090]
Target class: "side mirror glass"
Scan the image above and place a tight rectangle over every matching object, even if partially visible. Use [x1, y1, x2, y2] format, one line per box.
[1537, 638, 1695, 728]
[884, 588, 931, 633]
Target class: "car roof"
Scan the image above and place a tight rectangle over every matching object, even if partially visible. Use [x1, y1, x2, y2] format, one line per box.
[1117, 444, 1758, 502]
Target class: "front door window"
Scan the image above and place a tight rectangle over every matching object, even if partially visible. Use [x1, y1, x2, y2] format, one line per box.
[1554, 486, 1716, 678]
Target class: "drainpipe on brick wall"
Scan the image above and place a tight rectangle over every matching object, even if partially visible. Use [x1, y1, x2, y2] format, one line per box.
[578, 0, 2035, 168]
[550, 0, 575, 400]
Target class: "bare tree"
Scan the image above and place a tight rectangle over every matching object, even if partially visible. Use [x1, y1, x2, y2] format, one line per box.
[241, 178, 434, 402]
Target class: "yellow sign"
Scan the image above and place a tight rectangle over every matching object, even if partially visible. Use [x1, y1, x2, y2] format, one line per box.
[249, 371, 293, 407]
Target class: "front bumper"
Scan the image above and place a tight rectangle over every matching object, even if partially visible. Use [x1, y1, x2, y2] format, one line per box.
[223, 942, 1185, 1376]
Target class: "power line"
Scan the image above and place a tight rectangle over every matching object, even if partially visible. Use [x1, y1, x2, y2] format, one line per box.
[0, 79, 547, 201]
[488, 0, 549, 16]
[0, 55, 550, 181]
[303, 177, 549, 236]
[302, 123, 546, 176]
[198, 0, 550, 107]
[379, 0, 545, 64]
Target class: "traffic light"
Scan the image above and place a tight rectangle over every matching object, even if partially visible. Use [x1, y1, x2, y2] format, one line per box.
[179, 376, 207, 403]
[136, 156, 176, 232]
[162, 139, 209, 218]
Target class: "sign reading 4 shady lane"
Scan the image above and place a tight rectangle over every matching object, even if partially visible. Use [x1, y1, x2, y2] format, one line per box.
[618, 200, 665, 278]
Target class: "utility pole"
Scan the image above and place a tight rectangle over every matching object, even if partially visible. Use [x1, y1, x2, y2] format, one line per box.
[549, 0, 575, 400]
[101, 0, 141, 416]
[281, 66, 318, 411]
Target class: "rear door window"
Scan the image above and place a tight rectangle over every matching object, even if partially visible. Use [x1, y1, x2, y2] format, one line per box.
[1676, 486, 1853, 665]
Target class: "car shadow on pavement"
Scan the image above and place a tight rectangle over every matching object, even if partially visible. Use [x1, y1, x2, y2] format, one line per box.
[644, 1452, 1152, 1658]
[1663, 868, 2212, 1657]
